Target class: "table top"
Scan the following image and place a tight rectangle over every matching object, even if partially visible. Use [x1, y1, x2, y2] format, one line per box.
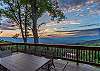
[0, 53, 50, 71]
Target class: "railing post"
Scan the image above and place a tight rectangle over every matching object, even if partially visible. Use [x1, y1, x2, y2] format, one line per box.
[76, 48, 79, 65]
[24, 45, 27, 53]
[28, 45, 31, 54]
[11, 45, 13, 53]
[16, 45, 18, 52]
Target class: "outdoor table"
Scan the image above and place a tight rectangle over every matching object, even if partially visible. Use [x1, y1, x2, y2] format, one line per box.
[0, 53, 50, 71]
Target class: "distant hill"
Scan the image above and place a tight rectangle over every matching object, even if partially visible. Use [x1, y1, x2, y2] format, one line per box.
[69, 28, 100, 45]
[75, 39, 100, 46]
[78, 39, 100, 44]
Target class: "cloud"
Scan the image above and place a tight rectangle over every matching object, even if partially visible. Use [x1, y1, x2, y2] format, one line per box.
[59, 0, 100, 6]
[88, 0, 100, 2]
[59, 0, 87, 7]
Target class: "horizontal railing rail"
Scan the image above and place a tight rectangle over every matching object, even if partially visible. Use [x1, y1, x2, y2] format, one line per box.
[0, 43, 100, 66]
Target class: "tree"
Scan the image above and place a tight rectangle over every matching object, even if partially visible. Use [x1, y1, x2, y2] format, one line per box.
[29, 0, 65, 43]
[0, 0, 30, 43]
[0, 12, 1, 25]
[0, 1, 2, 25]
[1, 0, 65, 43]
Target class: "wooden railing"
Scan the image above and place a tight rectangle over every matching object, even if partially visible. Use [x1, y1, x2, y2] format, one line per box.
[0, 43, 100, 66]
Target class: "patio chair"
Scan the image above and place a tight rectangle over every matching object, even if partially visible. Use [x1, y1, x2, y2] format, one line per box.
[41, 50, 55, 71]
[40, 49, 69, 71]
[53, 59, 68, 71]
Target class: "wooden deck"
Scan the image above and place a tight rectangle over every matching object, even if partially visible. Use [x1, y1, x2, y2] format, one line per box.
[40, 59, 100, 71]
[0, 43, 100, 71]
[52, 60, 100, 71]
[0, 43, 100, 66]
[11, 53, 100, 71]
[0, 52, 100, 71]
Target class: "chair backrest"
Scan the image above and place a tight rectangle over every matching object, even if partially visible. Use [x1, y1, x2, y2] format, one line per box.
[45, 50, 54, 59]
[0, 50, 12, 58]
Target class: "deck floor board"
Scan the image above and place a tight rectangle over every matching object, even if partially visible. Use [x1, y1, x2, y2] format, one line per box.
[40, 59, 100, 71]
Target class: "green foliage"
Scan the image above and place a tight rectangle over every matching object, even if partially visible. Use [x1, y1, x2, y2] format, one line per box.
[0, 0, 65, 43]
[20, 0, 28, 4]
[0, 40, 9, 43]
[1, 0, 64, 27]
[80, 43, 100, 46]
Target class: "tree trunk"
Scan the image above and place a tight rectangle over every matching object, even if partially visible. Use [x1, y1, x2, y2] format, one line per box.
[0, 13, 1, 25]
[17, 1, 26, 43]
[30, 0, 39, 43]
[19, 22, 26, 43]
[32, 26, 39, 43]
[24, 4, 28, 43]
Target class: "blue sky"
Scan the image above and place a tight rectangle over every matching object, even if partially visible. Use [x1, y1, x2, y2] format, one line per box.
[37, 0, 100, 31]
[60, 0, 100, 23]
[1, 0, 100, 31]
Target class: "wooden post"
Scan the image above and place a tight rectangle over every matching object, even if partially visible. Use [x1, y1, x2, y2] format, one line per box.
[76, 49, 79, 65]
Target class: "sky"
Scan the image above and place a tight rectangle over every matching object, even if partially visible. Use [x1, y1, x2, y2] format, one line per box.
[38, 0, 100, 31]
[1, 0, 100, 31]
[0, 0, 100, 38]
